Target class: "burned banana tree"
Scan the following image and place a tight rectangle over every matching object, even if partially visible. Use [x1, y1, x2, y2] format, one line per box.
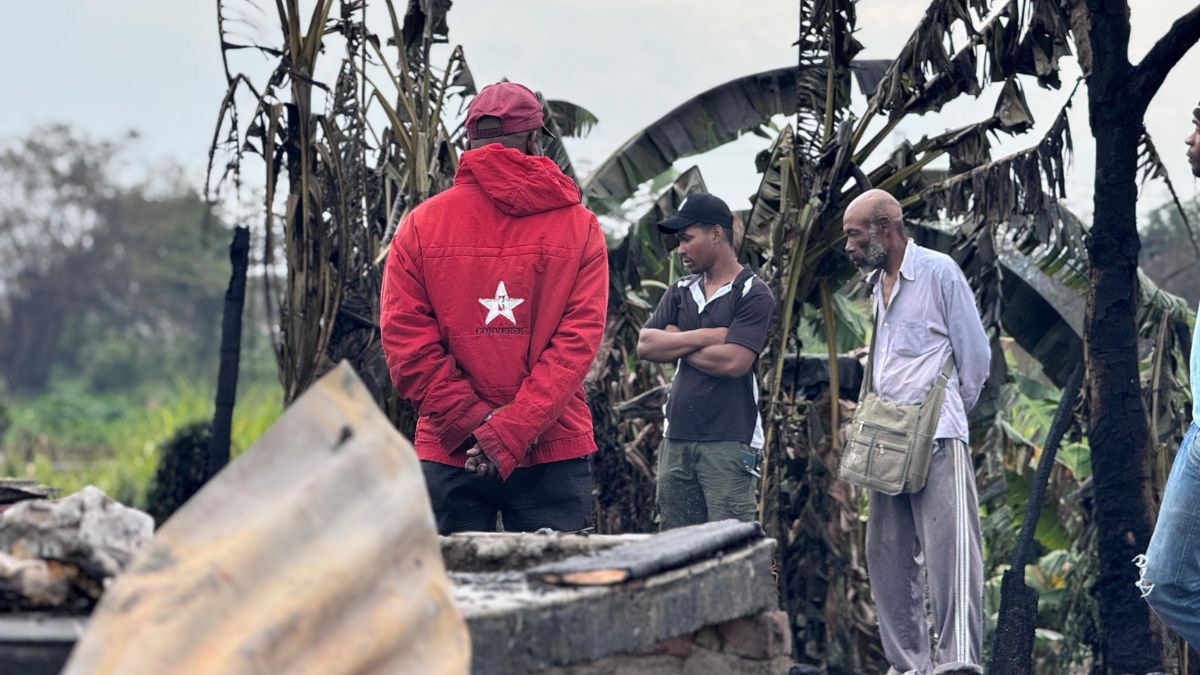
[208, 1, 601, 449]
[579, 0, 1195, 670]
[1071, 2, 1200, 669]
[917, 1, 1200, 667]
[572, 67, 806, 534]
[771, 2, 1196, 667]
[207, 0, 475, 417]
[586, 166, 709, 534]
[209, 0, 353, 405]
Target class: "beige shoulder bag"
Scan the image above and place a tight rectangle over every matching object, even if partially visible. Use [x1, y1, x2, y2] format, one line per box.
[838, 313, 954, 495]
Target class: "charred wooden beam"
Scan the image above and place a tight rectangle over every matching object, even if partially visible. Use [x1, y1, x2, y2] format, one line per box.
[528, 520, 763, 586]
[441, 531, 649, 574]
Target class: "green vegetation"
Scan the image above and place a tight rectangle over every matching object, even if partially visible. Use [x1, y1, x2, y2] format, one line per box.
[0, 125, 284, 510]
[979, 362, 1097, 670]
[1, 378, 281, 510]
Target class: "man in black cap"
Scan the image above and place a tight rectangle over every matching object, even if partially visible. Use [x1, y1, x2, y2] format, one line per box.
[636, 192, 775, 529]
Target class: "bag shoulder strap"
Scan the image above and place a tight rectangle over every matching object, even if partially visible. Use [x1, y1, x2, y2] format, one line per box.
[858, 296, 879, 402]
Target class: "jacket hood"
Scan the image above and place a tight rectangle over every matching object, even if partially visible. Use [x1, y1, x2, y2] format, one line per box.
[455, 144, 581, 216]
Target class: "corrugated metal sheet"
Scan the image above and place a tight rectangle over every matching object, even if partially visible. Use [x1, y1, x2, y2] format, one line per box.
[63, 363, 470, 675]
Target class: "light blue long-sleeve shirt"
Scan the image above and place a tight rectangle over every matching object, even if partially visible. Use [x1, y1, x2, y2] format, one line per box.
[867, 240, 992, 442]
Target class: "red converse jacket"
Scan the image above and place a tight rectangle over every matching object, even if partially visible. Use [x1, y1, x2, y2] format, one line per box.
[380, 144, 607, 480]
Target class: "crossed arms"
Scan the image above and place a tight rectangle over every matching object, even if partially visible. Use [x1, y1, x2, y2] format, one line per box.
[636, 325, 756, 378]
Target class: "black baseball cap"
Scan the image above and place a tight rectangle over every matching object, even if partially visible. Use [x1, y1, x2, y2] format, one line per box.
[657, 192, 734, 233]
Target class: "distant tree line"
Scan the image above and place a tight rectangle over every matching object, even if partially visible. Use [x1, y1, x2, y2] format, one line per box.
[0, 125, 267, 395]
[1141, 198, 1200, 303]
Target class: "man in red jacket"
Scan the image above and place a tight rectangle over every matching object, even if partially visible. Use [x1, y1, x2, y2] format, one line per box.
[380, 82, 608, 534]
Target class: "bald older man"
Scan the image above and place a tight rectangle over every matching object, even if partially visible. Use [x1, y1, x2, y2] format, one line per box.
[842, 190, 991, 675]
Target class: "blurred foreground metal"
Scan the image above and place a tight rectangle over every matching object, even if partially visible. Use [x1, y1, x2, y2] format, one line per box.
[61, 363, 469, 675]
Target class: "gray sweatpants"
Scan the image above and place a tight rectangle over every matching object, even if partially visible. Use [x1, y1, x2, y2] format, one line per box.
[866, 438, 983, 675]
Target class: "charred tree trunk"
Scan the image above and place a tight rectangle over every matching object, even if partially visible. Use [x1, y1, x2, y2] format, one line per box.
[207, 226, 250, 478]
[1081, 2, 1200, 671]
[1086, 112, 1165, 672]
[0, 293, 63, 393]
[1086, 114, 1168, 672]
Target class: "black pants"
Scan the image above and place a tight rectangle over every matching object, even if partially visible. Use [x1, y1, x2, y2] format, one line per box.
[421, 457, 594, 535]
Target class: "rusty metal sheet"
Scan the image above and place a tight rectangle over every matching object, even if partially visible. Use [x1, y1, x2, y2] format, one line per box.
[62, 363, 470, 675]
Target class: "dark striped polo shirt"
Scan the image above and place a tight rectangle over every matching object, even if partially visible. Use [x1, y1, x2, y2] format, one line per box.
[644, 266, 774, 447]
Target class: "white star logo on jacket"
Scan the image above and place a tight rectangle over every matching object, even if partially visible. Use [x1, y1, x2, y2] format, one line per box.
[479, 281, 525, 325]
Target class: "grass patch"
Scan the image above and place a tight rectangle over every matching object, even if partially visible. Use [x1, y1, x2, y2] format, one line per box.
[2, 378, 282, 509]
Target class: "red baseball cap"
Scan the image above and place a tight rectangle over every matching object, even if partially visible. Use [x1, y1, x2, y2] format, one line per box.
[466, 82, 556, 140]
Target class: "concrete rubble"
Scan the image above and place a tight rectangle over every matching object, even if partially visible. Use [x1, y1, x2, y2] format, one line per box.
[448, 522, 791, 675]
[0, 486, 152, 612]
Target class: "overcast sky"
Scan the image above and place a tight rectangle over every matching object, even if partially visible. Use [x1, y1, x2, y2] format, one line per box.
[3, 1, 1198, 224]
